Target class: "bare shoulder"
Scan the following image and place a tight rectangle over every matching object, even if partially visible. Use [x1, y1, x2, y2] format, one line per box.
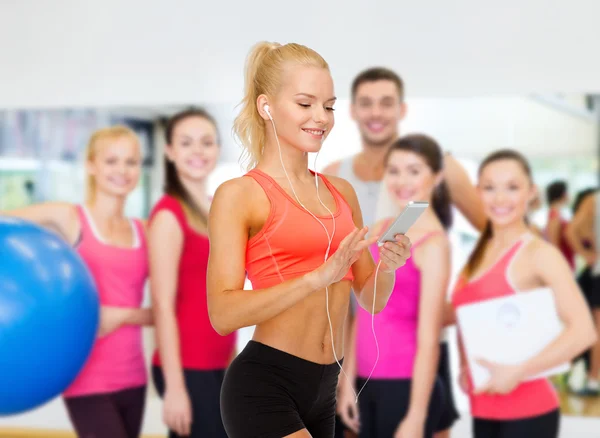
[413, 231, 451, 265]
[39, 202, 80, 243]
[323, 174, 357, 200]
[579, 193, 596, 215]
[321, 160, 342, 176]
[420, 231, 450, 250]
[323, 174, 365, 228]
[211, 176, 256, 206]
[209, 176, 266, 225]
[522, 234, 564, 267]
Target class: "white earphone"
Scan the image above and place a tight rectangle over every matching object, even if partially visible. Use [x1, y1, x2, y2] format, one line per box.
[263, 102, 379, 403]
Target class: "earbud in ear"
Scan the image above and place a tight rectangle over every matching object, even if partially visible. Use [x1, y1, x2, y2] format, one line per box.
[264, 104, 272, 119]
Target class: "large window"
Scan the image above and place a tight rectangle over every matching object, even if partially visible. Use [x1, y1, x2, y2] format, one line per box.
[0, 109, 155, 216]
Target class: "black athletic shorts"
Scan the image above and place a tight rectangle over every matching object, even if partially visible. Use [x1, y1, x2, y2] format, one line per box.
[580, 267, 600, 308]
[355, 377, 445, 438]
[474, 409, 560, 438]
[152, 366, 227, 438]
[221, 340, 342, 438]
[436, 341, 460, 431]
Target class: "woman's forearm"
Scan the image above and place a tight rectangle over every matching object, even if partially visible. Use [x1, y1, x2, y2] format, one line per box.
[357, 266, 395, 314]
[406, 341, 440, 421]
[342, 316, 358, 383]
[442, 302, 456, 327]
[125, 308, 154, 326]
[154, 306, 186, 391]
[519, 323, 596, 380]
[209, 274, 322, 336]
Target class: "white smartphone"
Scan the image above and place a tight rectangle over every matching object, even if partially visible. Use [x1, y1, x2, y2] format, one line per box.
[376, 201, 429, 246]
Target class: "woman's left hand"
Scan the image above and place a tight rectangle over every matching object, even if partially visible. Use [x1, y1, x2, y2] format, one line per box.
[378, 234, 412, 273]
[394, 415, 424, 438]
[473, 359, 524, 395]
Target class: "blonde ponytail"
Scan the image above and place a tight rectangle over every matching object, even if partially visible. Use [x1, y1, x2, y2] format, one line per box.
[233, 41, 329, 170]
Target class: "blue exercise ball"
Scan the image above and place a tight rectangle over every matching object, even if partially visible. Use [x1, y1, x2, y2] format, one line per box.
[0, 216, 99, 415]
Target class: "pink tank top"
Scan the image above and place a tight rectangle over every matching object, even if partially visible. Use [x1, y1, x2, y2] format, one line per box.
[356, 231, 442, 379]
[63, 206, 149, 398]
[451, 234, 559, 420]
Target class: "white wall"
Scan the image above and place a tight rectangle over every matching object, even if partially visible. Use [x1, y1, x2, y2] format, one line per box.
[197, 95, 598, 194]
[2, 1, 600, 109]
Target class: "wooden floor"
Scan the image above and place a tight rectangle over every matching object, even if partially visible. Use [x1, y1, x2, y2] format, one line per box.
[0, 430, 163, 438]
[559, 388, 600, 417]
[1, 389, 599, 437]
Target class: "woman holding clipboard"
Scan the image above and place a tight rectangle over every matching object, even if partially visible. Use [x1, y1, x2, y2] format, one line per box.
[451, 149, 596, 438]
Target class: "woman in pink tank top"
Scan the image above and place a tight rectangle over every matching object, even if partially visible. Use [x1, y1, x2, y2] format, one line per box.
[451, 150, 596, 438]
[338, 134, 454, 438]
[5, 126, 153, 438]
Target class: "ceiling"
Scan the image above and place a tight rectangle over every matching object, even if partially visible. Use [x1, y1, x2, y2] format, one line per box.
[1, 0, 600, 109]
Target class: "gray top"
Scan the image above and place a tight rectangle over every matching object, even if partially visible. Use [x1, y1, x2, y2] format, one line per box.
[336, 156, 382, 316]
[337, 156, 382, 228]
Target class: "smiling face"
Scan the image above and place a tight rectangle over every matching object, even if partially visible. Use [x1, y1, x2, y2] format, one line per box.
[262, 64, 336, 154]
[165, 115, 220, 182]
[478, 158, 535, 229]
[351, 79, 406, 147]
[86, 134, 141, 200]
[384, 149, 440, 210]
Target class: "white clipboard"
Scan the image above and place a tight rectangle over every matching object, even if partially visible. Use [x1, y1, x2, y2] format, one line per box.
[456, 287, 570, 390]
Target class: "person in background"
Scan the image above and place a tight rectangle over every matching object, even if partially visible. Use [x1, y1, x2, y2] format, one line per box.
[452, 150, 596, 438]
[324, 67, 483, 438]
[566, 188, 600, 395]
[149, 109, 237, 438]
[4, 126, 153, 438]
[351, 134, 453, 438]
[545, 180, 575, 269]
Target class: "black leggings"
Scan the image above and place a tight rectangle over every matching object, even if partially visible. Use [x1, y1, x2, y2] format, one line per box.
[474, 409, 560, 438]
[221, 340, 342, 438]
[152, 366, 227, 438]
[356, 377, 445, 438]
[63, 385, 146, 438]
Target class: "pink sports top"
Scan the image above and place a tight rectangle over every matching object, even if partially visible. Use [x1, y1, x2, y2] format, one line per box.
[451, 234, 559, 420]
[63, 205, 148, 398]
[245, 169, 355, 290]
[357, 230, 443, 379]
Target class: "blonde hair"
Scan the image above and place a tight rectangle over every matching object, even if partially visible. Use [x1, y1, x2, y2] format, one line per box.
[85, 125, 140, 203]
[233, 41, 330, 170]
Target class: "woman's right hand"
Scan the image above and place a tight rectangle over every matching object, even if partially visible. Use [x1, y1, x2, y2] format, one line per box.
[163, 386, 192, 436]
[336, 379, 360, 433]
[98, 307, 130, 337]
[308, 227, 378, 290]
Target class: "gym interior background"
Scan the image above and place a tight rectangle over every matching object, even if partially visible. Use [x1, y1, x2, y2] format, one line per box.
[1, 1, 599, 437]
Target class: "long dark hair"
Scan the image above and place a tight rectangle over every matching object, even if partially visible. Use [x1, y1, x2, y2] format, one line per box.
[464, 149, 533, 278]
[384, 134, 452, 230]
[164, 108, 220, 226]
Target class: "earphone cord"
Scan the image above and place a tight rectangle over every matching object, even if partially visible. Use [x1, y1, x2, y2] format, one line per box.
[268, 115, 380, 404]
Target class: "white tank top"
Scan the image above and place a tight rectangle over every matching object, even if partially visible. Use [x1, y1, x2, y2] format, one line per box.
[337, 157, 381, 227]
